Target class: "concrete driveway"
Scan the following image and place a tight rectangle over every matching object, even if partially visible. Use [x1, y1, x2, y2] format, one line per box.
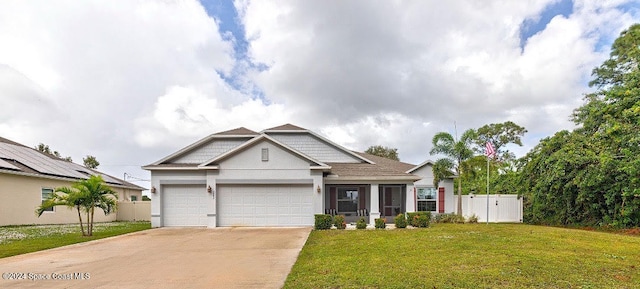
[0, 227, 312, 289]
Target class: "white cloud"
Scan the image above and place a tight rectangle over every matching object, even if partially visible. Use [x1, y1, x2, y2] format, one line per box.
[0, 0, 238, 179]
[240, 0, 638, 163]
[0, 0, 638, 182]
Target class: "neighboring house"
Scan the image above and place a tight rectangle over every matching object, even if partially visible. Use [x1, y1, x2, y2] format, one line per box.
[143, 124, 454, 228]
[0, 137, 144, 226]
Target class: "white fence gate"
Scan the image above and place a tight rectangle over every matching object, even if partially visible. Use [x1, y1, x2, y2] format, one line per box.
[455, 194, 523, 223]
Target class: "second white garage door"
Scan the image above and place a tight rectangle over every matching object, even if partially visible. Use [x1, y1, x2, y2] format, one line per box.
[217, 184, 314, 227]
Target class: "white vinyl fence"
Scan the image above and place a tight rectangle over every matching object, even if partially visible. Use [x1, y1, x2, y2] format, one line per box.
[455, 194, 523, 223]
[116, 201, 151, 221]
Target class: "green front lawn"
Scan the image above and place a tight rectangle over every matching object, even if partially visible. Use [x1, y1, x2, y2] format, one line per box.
[285, 224, 640, 288]
[0, 221, 151, 258]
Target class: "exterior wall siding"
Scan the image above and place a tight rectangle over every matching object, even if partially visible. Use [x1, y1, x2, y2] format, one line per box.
[411, 165, 455, 214]
[412, 165, 434, 187]
[0, 173, 141, 226]
[442, 179, 455, 213]
[267, 133, 361, 163]
[170, 140, 246, 164]
[216, 141, 313, 179]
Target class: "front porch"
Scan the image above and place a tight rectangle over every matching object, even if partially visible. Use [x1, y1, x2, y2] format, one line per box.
[324, 184, 416, 224]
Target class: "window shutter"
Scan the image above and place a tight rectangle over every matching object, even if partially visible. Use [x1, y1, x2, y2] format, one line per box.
[438, 187, 445, 213]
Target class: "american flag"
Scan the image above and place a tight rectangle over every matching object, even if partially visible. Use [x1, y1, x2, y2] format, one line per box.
[485, 142, 495, 158]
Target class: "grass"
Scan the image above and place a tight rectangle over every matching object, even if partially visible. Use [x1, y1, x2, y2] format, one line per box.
[284, 224, 640, 289]
[0, 221, 151, 258]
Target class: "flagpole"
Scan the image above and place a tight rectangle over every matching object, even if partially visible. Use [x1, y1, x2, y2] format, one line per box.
[486, 155, 489, 225]
[484, 141, 494, 225]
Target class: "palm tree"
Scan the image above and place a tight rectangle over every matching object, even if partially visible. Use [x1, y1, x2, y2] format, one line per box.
[430, 129, 475, 216]
[36, 175, 118, 236]
[77, 175, 118, 236]
[36, 187, 88, 235]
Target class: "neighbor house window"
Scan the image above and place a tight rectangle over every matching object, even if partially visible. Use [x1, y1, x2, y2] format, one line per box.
[41, 188, 54, 212]
[417, 187, 437, 212]
[337, 188, 358, 213]
[261, 148, 269, 161]
[130, 195, 138, 201]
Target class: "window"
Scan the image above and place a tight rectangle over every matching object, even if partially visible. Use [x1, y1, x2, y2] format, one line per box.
[417, 187, 437, 212]
[337, 188, 358, 213]
[261, 148, 269, 161]
[41, 188, 54, 212]
[130, 195, 138, 201]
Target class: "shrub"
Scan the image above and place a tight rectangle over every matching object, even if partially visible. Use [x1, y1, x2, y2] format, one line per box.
[434, 213, 465, 224]
[314, 214, 332, 230]
[394, 214, 407, 228]
[356, 217, 367, 229]
[407, 212, 431, 227]
[418, 214, 430, 227]
[467, 214, 479, 223]
[333, 215, 346, 229]
[375, 218, 386, 229]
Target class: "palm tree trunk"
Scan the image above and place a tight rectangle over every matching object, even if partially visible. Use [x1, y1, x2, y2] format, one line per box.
[457, 176, 463, 216]
[89, 206, 95, 236]
[76, 205, 86, 236]
[86, 211, 91, 236]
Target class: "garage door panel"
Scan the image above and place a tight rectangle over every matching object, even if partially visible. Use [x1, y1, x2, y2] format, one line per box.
[218, 185, 313, 227]
[163, 185, 208, 227]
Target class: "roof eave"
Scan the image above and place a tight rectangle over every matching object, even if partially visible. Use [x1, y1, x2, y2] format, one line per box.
[324, 175, 421, 182]
[0, 169, 144, 191]
[142, 165, 215, 171]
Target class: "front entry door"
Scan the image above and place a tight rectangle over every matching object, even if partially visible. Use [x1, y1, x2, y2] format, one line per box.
[382, 187, 402, 217]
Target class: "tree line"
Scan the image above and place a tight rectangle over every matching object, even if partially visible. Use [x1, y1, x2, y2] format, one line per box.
[365, 23, 640, 228]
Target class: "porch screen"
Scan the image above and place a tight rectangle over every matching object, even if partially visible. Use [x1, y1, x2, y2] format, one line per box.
[358, 187, 366, 209]
[337, 188, 358, 212]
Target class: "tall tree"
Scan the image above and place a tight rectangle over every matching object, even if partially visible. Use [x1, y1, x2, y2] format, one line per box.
[36, 175, 118, 236]
[35, 143, 72, 162]
[83, 155, 100, 169]
[430, 129, 475, 215]
[365, 145, 399, 161]
[519, 24, 640, 227]
[473, 121, 527, 160]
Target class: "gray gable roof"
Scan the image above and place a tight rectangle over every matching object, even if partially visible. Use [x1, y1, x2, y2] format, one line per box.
[144, 124, 421, 181]
[214, 127, 259, 136]
[0, 137, 143, 190]
[263, 123, 307, 131]
[325, 152, 420, 181]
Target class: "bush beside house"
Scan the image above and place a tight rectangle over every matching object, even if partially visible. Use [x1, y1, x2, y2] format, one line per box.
[394, 214, 407, 228]
[315, 214, 332, 230]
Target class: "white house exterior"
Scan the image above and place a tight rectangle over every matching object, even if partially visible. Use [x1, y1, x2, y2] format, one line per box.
[143, 124, 455, 227]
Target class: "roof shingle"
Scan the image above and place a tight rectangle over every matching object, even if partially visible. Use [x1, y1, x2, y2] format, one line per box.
[264, 123, 307, 131]
[327, 152, 418, 180]
[214, 127, 259, 136]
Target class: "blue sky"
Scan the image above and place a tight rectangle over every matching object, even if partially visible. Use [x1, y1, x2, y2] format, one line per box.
[520, 0, 574, 49]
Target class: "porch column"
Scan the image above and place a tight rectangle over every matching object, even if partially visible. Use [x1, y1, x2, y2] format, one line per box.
[405, 184, 416, 212]
[369, 184, 380, 225]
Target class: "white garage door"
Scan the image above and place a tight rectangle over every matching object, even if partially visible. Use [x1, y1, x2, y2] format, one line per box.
[217, 185, 314, 227]
[162, 185, 208, 226]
